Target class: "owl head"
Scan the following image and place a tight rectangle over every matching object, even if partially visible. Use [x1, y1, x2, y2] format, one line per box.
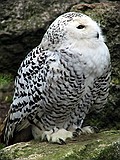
[40, 12, 104, 50]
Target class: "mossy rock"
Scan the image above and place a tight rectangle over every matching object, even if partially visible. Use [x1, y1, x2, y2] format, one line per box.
[0, 130, 120, 160]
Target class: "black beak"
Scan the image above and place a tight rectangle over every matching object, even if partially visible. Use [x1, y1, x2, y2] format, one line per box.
[97, 32, 99, 39]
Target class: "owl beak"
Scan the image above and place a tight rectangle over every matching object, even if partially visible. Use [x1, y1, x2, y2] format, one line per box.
[96, 32, 99, 39]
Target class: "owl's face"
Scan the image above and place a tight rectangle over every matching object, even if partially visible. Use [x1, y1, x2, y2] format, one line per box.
[65, 15, 103, 42]
[41, 12, 104, 50]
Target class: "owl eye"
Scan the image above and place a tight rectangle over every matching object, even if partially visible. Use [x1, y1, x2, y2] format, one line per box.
[76, 25, 85, 29]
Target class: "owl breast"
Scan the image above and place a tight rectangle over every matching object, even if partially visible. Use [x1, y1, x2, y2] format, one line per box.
[42, 43, 109, 114]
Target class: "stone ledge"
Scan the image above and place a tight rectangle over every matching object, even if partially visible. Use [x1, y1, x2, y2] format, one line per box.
[0, 130, 120, 160]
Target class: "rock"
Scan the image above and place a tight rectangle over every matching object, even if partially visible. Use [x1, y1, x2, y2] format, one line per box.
[0, 130, 120, 160]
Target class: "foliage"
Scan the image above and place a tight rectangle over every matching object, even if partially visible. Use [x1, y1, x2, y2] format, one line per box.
[0, 74, 14, 87]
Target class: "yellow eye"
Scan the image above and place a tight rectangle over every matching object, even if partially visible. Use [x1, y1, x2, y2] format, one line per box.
[77, 25, 85, 29]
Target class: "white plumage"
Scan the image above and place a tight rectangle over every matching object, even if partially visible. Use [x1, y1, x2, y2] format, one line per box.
[3, 12, 111, 145]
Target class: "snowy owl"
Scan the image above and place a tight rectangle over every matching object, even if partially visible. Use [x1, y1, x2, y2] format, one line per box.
[3, 12, 111, 145]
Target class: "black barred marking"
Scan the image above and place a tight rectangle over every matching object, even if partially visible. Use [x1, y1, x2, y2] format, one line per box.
[28, 117, 42, 130]
[29, 100, 34, 106]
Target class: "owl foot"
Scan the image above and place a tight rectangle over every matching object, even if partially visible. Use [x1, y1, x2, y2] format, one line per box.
[73, 126, 96, 137]
[42, 128, 73, 144]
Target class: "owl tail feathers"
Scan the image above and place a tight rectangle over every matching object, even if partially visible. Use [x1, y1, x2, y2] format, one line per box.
[1, 113, 32, 146]
[1, 115, 15, 146]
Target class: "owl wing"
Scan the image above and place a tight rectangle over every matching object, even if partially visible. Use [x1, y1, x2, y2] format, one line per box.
[3, 47, 56, 145]
[91, 64, 111, 112]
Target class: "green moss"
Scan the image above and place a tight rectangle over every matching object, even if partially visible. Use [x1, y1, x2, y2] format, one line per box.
[93, 142, 120, 160]
[0, 73, 14, 103]
[0, 74, 13, 87]
[112, 77, 120, 85]
[0, 144, 5, 150]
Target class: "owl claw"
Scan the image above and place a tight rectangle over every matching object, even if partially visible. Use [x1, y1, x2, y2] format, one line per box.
[80, 126, 95, 134]
[73, 130, 80, 137]
[73, 126, 96, 137]
[42, 128, 72, 144]
[58, 138, 66, 145]
[92, 126, 99, 133]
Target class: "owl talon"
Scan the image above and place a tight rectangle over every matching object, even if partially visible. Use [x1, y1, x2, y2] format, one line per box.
[92, 126, 99, 133]
[73, 131, 79, 137]
[72, 128, 82, 137]
[59, 138, 66, 145]
[80, 126, 95, 134]
[73, 126, 96, 137]
[41, 128, 72, 144]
